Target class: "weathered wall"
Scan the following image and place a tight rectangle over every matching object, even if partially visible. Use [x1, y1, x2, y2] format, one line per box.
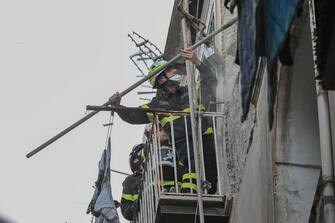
[215, 5, 256, 196]
[228, 69, 275, 223]
[273, 7, 321, 223]
[214, 2, 323, 223]
[214, 5, 275, 223]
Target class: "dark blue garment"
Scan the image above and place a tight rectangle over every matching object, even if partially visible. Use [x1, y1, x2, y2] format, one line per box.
[237, 0, 263, 121]
[237, 0, 301, 126]
[264, 0, 300, 63]
[264, 0, 301, 128]
[87, 138, 120, 223]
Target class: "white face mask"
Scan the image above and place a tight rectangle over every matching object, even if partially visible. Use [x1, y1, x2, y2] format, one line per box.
[169, 74, 182, 83]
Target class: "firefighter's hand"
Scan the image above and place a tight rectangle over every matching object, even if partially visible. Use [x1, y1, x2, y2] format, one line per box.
[181, 48, 201, 66]
[144, 124, 153, 138]
[109, 92, 122, 105]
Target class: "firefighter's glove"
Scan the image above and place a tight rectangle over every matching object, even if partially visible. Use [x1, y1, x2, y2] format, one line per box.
[109, 92, 122, 105]
[113, 200, 121, 209]
[202, 180, 212, 191]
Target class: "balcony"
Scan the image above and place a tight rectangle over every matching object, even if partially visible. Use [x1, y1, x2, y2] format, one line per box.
[132, 111, 233, 223]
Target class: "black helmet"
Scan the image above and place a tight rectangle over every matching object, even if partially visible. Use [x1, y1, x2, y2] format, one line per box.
[129, 144, 145, 173]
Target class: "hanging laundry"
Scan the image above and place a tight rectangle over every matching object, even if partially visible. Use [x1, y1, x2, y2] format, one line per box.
[232, 0, 301, 126]
[235, 0, 263, 121]
[87, 138, 120, 223]
[264, 0, 302, 128]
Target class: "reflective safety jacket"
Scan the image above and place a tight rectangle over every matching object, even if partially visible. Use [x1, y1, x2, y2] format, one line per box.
[117, 60, 217, 142]
[121, 172, 141, 221]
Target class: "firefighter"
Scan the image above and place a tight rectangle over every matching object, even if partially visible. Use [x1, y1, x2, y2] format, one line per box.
[120, 143, 145, 221]
[145, 123, 183, 192]
[111, 48, 218, 194]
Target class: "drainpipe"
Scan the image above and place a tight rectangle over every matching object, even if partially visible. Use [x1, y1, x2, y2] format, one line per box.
[317, 87, 335, 223]
[308, 1, 335, 222]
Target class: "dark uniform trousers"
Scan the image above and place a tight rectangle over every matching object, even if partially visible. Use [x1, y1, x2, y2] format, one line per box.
[177, 132, 217, 194]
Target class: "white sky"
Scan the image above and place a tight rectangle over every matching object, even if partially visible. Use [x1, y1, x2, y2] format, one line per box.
[0, 1, 174, 222]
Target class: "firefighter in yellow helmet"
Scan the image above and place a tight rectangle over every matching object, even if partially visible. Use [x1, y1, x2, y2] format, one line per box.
[111, 48, 218, 194]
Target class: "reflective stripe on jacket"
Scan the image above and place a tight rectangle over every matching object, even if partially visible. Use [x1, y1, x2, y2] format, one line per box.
[116, 60, 217, 141]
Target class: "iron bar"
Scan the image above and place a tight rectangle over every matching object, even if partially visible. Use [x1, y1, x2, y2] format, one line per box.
[153, 119, 163, 195]
[110, 169, 130, 176]
[184, 116, 193, 193]
[212, 116, 222, 195]
[144, 179, 148, 223]
[137, 91, 157, 95]
[147, 157, 154, 223]
[156, 115, 164, 194]
[180, 0, 205, 222]
[150, 142, 159, 210]
[26, 17, 237, 158]
[86, 105, 226, 117]
[198, 116, 207, 194]
[170, 117, 179, 193]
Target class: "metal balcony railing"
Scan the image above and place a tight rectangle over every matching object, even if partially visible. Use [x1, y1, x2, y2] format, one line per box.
[132, 111, 229, 223]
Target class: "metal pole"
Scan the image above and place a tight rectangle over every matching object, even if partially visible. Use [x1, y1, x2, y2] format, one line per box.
[156, 115, 164, 193]
[110, 169, 130, 176]
[184, 116, 193, 193]
[180, 0, 205, 222]
[309, 1, 335, 222]
[153, 119, 163, 195]
[26, 17, 237, 158]
[170, 117, 180, 193]
[147, 157, 155, 223]
[150, 142, 159, 210]
[198, 115, 207, 194]
[212, 116, 222, 195]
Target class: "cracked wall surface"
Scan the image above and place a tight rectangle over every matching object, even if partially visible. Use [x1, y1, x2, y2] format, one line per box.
[216, 5, 257, 196]
[215, 3, 321, 223]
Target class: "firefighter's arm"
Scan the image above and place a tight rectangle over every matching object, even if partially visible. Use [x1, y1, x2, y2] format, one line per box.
[117, 105, 150, 124]
[197, 59, 217, 85]
[109, 92, 151, 124]
[120, 178, 138, 221]
[197, 59, 217, 109]
[181, 48, 202, 66]
[180, 48, 217, 104]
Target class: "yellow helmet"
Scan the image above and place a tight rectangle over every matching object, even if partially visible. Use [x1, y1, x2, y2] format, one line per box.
[148, 59, 168, 88]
